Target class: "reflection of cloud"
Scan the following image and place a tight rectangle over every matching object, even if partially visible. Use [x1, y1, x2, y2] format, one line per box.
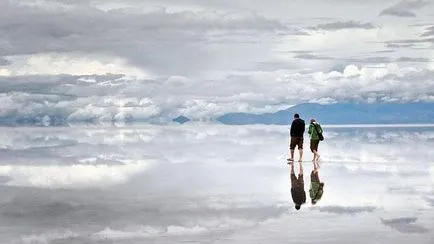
[388, 186, 420, 195]
[426, 198, 434, 207]
[21, 231, 79, 244]
[317, 206, 376, 215]
[381, 217, 429, 233]
[92, 217, 257, 240]
[0, 160, 152, 189]
[310, 21, 375, 31]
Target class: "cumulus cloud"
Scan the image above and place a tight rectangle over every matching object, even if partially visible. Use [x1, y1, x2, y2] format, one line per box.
[1, 61, 434, 122]
[379, 0, 429, 17]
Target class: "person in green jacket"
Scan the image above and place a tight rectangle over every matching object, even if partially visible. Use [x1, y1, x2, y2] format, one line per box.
[309, 163, 324, 205]
[308, 118, 323, 163]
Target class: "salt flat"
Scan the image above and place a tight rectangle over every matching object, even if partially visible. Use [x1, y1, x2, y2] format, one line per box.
[0, 124, 433, 244]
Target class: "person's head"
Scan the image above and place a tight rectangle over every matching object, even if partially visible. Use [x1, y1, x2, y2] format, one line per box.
[311, 199, 317, 205]
[294, 113, 300, 119]
[295, 204, 301, 210]
[310, 118, 316, 124]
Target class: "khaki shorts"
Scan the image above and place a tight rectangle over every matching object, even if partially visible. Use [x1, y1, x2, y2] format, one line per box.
[290, 137, 303, 150]
[310, 139, 319, 152]
[311, 171, 319, 182]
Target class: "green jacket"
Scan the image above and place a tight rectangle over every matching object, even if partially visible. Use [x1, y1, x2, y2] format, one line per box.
[308, 123, 323, 141]
[309, 182, 324, 201]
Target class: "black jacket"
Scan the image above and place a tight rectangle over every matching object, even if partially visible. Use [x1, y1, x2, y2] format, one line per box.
[291, 187, 306, 205]
[290, 118, 305, 137]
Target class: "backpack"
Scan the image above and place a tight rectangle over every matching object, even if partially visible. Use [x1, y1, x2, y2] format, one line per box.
[314, 124, 324, 141]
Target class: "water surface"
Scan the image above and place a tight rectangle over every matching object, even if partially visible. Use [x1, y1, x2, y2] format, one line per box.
[0, 124, 433, 243]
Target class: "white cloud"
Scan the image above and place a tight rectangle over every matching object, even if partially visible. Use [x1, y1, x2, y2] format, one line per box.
[5, 54, 150, 78]
[0, 68, 11, 76]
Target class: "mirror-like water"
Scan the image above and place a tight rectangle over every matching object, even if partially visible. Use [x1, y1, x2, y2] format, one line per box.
[0, 124, 433, 243]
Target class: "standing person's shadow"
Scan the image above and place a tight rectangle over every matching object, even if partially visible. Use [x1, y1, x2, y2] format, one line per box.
[309, 161, 324, 205]
[290, 162, 306, 210]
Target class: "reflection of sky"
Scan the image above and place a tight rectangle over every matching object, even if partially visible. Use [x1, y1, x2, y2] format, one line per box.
[0, 125, 433, 243]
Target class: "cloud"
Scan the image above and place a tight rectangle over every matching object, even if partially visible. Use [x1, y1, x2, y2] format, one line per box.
[0, 57, 10, 66]
[386, 43, 415, 48]
[425, 198, 434, 206]
[1, 54, 149, 78]
[396, 57, 430, 62]
[317, 206, 376, 214]
[310, 21, 375, 30]
[0, 1, 293, 76]
[379, 0, 429, 17]
[381, 217, 429, 233]
[1, 62, 434, 122]
[294, 53, 334, 60]
[421, 25, 434, 37]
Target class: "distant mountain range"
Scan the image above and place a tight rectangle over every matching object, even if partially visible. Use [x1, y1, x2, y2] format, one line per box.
[216, 103, 434, 125]
[172, 115, 191, 124]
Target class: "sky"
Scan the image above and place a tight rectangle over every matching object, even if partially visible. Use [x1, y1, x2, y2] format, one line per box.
[0, 0, 434, 122]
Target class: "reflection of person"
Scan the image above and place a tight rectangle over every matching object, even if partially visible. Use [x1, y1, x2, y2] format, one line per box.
[309, 162, 324, 205]
[308, 118, 323, 162]
[290, 161, 306, 210]
[288, 113, 305, 163]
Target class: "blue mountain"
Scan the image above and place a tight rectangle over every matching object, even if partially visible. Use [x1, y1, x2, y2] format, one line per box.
[217, 103, 434, 125]
[172, 115, 191, 124]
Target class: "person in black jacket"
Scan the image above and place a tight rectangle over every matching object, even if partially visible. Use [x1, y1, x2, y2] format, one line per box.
[288, 113, 305, 163]
[290, 157, 306, 210]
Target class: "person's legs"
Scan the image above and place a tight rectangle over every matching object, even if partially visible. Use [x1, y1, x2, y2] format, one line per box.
[310, 139, 316, 162]
[290, 149, 295, 161]
[313, 159, 318, 171]
[290, 162, 296, 187]
[298, 137, 304, 162]
[288, 137, 296, 161]
[311, 140, 320, 162]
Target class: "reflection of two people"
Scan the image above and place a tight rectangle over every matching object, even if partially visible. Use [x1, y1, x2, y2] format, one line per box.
[290, 161, 324, 210]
